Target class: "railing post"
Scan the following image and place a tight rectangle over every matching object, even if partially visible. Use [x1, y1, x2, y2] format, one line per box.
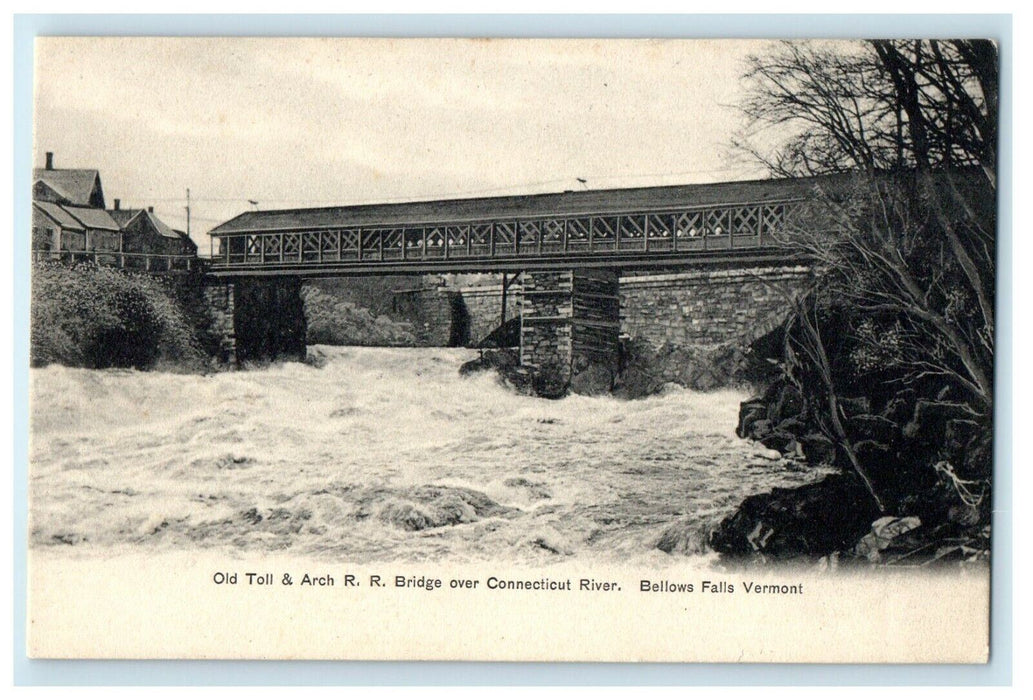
[490, 223, 496, 258]
[643, 214, 650, 252]
[589, 218, 595, 252]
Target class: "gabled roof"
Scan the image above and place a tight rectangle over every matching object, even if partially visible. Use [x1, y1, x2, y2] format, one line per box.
[174, 229, 198, 250]
[33, 201, 85, 231]
[111, 209, 183, 239]
[142, 210, 181, 240]
[108, 209, 139, 228]
[62, 205, 120, 232]
[32, 168, 104, 208]
[208, 173, 853, 235]
[33, 179, 73, 205]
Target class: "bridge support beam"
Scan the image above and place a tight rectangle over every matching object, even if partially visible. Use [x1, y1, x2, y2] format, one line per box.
[520, 269, 620, 396]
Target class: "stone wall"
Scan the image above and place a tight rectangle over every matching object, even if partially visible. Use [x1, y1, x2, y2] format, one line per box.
[451, 281, 522, 346]
[520, 269, 620, 379]
[203, 264, 809, 366]
[391, 285, 458, 346]
[392, 279, 522, 348]
[620, 265, 811, 348]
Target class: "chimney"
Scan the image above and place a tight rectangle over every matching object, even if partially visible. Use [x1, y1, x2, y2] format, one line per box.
[113, 199, 120, 211]
[147, 206, 154, 213]
[45, 152, 53, 170]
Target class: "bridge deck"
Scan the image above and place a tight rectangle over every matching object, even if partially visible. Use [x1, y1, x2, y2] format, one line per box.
[207, 197, 805, 278]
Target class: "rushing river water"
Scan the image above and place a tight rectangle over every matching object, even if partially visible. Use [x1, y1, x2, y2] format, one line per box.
[29, 346, 829, 566]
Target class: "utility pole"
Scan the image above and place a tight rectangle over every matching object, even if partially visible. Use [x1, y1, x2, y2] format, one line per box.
[185, 188, 191, 238]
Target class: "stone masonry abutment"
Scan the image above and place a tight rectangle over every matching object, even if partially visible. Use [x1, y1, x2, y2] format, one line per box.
[619, 265, 812, 348]
[519, 269, 621, 391]
[204, 277, 307, 365]
[203, 264, 811, 378]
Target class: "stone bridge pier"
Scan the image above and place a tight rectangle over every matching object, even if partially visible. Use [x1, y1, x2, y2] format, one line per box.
[203, 277, 307, 365]
[519, 268, 621, 395]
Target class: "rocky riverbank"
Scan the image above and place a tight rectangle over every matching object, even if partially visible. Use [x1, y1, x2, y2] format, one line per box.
[458, 326, 784, 400]
[706, 372, 991, 566]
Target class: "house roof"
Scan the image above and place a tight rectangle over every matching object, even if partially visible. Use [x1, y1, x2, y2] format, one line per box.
[33, 179, 73, 204]
[208, 173, 855, 235]
[108, 209, 183, 239]
[33, 201, 84, 231]
[62, 205, 120, 232]
[108, 209, 139, 228]
[142, 210, 182, 240]
[174, 229, 198, 249]
[32, 168, 102, 207]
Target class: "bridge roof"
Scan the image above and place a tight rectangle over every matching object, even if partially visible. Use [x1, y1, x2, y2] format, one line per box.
[209, 173, 850, 235]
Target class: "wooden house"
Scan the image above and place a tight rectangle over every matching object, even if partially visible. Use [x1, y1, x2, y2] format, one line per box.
[109, 204, 197, 257]
[32, 152, 106, 209]
[32, 152, 197, 267]
[31, 200, 121, 260]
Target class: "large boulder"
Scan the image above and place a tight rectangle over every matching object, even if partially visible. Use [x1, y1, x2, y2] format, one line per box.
[708, 473, 882, 559]
[851, 515, 922, 562]
[458, 348, 519, 376]
[736, 380, 810, 453]
[569, 362, 615, 396]
[612, 366, 664, 400]
[736, 399, 768, 438]
[798, 432, 835, 465]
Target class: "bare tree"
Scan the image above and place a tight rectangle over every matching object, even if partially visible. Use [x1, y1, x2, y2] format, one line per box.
[737, 40, 997, 505]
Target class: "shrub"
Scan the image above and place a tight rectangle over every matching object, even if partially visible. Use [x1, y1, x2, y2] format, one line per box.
[30, 262, 206, 371]
[301, 284, 416, 346]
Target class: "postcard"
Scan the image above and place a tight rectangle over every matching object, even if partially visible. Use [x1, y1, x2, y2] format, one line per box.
[26, 37, 994, 662]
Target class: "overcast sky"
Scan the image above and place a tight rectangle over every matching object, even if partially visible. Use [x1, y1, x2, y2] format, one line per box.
[34, 38, 776, 250]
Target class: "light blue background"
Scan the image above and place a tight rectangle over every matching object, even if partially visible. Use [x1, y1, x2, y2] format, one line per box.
[12, 13, 1013, 686]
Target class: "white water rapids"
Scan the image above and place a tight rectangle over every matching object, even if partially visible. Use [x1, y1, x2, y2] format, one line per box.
[29, 346, 828, 566]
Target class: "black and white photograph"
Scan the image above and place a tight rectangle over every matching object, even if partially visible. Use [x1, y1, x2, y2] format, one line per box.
[24, 36, 997, 662]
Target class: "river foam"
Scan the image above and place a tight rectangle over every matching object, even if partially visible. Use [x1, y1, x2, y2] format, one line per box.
[29, 346, 828, 565]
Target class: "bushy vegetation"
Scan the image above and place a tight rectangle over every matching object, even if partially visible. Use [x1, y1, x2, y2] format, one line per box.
[302, 284, 417, 347]
[31, 262, 210, 371]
